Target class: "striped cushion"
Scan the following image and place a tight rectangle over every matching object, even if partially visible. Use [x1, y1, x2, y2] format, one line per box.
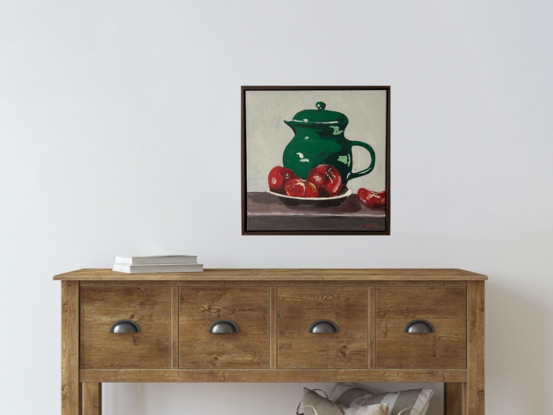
[331, 384, 374, 407]
[303, 388, 344, 415]
[330, 383, 434, 415]
[344, 404, 388, 415]
[302, 388, 388, 415]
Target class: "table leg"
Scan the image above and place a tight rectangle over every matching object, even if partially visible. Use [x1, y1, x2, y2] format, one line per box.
[444, 382, 463, 415]
[83, 383, 102, 415]
[62, 281, 81, 415]
[466, 281, 485, 414]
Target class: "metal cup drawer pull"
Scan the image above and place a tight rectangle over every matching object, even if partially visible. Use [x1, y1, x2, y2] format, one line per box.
[208, 319, 240, 334]
[308, 319, 339, 334]
[404, 319, 435, 334]
[110, 319, 141, 334]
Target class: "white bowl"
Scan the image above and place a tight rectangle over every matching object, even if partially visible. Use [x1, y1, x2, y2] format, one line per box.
[267, 186, 352, 207]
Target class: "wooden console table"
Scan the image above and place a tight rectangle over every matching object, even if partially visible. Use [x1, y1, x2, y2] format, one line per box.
[54, 268, 486, 415]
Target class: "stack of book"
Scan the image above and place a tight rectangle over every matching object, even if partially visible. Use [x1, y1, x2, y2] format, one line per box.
[112, 255, 203, 273]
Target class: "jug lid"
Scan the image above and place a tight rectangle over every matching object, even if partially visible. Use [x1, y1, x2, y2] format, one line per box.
[290, 102, 349, 126]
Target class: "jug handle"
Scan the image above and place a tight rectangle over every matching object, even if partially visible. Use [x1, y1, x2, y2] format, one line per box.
[348, 141, 376, 180]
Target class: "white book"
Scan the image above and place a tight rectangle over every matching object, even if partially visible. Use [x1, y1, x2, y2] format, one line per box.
[112, 263, 204, 274]
[114, 255, 197, 265]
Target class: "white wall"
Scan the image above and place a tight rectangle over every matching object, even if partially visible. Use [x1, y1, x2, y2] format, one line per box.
[1, 1, 552, 414]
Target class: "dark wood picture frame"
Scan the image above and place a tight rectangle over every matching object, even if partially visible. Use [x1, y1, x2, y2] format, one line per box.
[241, 86, 391, 235]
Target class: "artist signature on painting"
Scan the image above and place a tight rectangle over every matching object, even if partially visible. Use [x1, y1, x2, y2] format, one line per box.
[361, 224, 381, 230]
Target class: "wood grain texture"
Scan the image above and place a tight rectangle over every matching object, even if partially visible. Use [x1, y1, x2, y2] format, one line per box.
[79, 280, 468, 288]
[171, 287, 179, 369]
[270, 287, 278, 369]
[80, 368, 467, 383]
[466, 281, 485, 415]
[61, 281, 81, 415]
[55, 269, 485, 415]
[368, 287, 376, 369]
[376, 287, 467, 369]
[179, 288, 270, 368]
[80, 287, 171, 369]
[83, 383, 101, 415]
[54, 268, 488, 281]
[278, 287, 368, 368]
[444, 383, 463, 415]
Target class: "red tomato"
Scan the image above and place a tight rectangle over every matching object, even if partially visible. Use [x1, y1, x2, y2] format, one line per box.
[268, 166, 297, 194]
[358, 189, 386, 209]
[307, 164, 342, 197]
[285, 178, 319, 198]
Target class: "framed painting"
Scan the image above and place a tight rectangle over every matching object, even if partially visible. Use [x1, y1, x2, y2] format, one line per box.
[241, 86, 390, 235]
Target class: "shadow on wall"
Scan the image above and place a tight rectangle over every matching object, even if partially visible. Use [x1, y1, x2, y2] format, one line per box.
[487, 280, 548, 413]
[102, 382, 443, 415]
[102, 384, 142, 415]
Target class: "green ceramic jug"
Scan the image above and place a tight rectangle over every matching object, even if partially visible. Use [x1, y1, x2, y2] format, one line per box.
[283, 102, 375, 185]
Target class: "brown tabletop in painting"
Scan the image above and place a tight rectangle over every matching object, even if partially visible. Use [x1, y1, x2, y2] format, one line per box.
[246, 192, 386, 232]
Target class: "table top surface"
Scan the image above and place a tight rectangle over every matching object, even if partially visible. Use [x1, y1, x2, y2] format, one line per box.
[54, 268, 488, 281]
[246, 192, 386, 232]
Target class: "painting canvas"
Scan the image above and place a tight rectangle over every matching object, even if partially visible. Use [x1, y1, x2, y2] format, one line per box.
[242, 86, 390, 235]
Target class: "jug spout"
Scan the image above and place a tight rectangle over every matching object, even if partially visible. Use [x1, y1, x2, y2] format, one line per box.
[284, 120, 297, 133]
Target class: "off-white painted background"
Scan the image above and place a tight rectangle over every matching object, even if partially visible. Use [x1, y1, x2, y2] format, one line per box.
[1, 1, 552, 414]
[245, 90, 387, 192]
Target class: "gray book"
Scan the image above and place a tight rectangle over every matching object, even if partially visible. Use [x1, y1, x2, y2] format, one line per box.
[114, 255, 197, 265]
[112, 263, 203, 274]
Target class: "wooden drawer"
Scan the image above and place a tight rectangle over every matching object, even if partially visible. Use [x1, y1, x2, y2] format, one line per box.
[179, 288, 270, 368]
[376, 287, 467, 369]
[80, 287, 172, 369]
[277, 287, 368, 368]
